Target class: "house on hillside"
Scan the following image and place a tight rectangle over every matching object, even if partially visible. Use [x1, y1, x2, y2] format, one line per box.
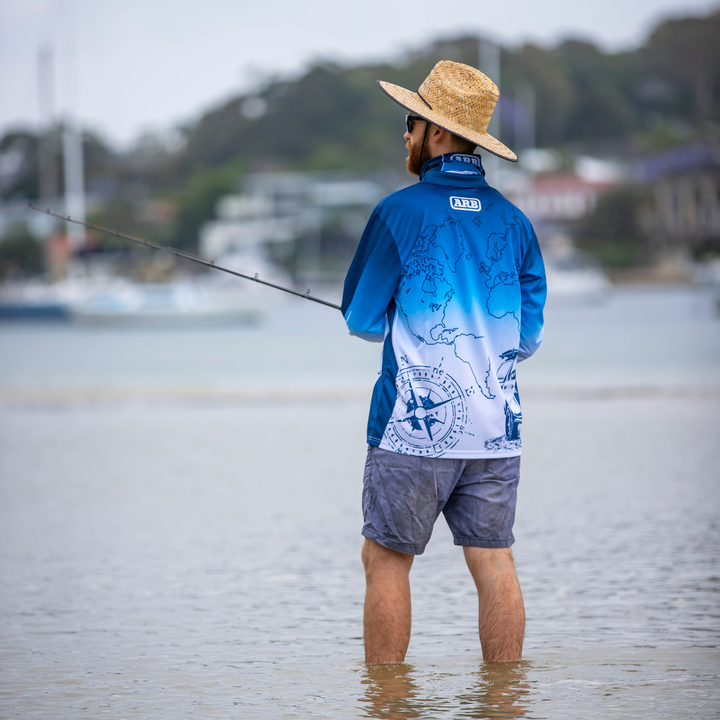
[507, 155, 623, 226]
[199, 172, 391, 282]
[511, 173, 613, 223]
[635, 145, 720, 257]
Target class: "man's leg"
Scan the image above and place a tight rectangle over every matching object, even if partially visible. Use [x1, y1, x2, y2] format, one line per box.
[362, 538, 414, 664]
[463, 546, 525, 661]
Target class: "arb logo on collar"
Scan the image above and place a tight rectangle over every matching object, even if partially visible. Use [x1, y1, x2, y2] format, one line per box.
[450, 196, 481, 211]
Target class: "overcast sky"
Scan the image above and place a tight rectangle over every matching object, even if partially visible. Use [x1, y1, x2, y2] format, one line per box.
[1, 0, 717, 148]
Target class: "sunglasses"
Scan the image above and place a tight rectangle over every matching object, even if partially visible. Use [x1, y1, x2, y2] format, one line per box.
[405, 114, 426, 133]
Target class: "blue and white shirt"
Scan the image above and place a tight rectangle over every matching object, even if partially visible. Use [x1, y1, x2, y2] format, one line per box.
[342, 153, 547, 458]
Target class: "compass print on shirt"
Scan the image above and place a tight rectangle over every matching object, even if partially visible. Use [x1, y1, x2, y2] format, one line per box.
[385, 365, 468, 456]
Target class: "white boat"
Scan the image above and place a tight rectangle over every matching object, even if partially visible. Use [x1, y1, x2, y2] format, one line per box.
[545, 258, 612, 303]
[1, 248, 292, 326]
[0, 277, 125, 321]
[68, 279, 268, 327]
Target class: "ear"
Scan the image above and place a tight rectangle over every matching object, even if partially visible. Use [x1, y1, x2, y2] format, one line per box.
[429, 125, 447, 145]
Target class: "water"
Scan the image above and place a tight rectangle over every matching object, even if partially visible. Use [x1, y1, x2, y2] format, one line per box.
[1, 286, 719, 718]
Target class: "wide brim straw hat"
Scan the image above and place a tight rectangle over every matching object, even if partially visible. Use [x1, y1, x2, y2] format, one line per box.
[377, 60, 517, 162]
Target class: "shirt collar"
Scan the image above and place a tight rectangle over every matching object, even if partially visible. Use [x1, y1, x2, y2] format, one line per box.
[420, 153, 485, 179]
[419, 153, 489, 188]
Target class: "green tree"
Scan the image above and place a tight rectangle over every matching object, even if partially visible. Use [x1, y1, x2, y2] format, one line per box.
[0, 224, 43, 279]
[170, 160, 248, 250]
[556, 41, 639, 142]
[0, 132, 39, 200]
[575, 185, 651, 267]
[643, 10, 720, 124]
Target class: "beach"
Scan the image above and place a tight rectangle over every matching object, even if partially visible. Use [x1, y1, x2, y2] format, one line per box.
[1, 285, 719, 718]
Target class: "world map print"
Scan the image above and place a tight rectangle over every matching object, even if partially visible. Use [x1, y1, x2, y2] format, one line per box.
[394, 208, 521, 400]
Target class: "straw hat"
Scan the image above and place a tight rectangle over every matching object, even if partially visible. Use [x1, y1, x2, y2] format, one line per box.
[377, 60, 517, 162]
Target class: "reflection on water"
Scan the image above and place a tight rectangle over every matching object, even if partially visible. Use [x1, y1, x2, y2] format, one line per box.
[456, 662, 531, 720]
[361, 664, 424, 719]
[360, 661, 532, 720]
[353, 650, 720, 719]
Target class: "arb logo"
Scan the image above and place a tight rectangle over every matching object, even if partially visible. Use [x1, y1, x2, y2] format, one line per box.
[450, 196, 481, 211]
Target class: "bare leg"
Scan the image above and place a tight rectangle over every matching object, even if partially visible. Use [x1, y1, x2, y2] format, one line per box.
[463, 547, 525, 661]
[362, 538, 414, 664]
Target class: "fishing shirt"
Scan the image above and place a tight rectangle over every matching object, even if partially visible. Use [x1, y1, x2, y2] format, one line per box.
[342, 153, 546, 458]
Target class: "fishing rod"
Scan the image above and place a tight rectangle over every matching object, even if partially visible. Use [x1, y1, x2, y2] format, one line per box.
[26, 204, 342, 311]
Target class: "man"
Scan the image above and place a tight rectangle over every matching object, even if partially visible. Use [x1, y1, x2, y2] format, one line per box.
[341, 61, 546, 664]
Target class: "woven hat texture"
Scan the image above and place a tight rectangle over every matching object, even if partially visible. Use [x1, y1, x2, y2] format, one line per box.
[377, 60, 516, 162]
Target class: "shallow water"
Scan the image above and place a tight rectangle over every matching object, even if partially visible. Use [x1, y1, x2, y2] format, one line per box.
[0, 286, 719, 718]
[3, 645, 719, 718]
[0, 285, 718, 394]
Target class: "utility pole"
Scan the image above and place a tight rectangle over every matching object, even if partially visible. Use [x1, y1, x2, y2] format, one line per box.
[478, 37, 501, 180]
[62, 121, 85, 249]
[59, 0, 85, 249]
[479, 37, 501, 140]
[38, 44, 59, 202]
[515, 81, 536, 153]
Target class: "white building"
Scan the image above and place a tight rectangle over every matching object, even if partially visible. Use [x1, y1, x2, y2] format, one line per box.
[199, 172, 384, 260]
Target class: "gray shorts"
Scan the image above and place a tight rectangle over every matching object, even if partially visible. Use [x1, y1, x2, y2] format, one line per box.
[362, 445, 520, 555]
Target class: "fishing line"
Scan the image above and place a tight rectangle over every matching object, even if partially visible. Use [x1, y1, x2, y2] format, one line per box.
[25, 204, 342, 311]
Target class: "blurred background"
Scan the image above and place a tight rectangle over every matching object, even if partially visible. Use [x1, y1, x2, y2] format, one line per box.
[1, 2, 719, 718]
[1, 0, 720, 306]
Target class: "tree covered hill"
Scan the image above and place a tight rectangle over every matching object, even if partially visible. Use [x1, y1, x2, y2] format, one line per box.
[1, 8, 718, 253]
[179, 9, 720, 177]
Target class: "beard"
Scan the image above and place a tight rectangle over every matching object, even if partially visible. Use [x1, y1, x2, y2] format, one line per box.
[406, 127, 430, 176]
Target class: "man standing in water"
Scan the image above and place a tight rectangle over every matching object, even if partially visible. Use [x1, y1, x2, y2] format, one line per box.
[341, 61, 547, 663]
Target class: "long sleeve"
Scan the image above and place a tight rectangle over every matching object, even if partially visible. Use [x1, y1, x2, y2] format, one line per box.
[517, 225, 547, 361]
[341, 211, 403, 342]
